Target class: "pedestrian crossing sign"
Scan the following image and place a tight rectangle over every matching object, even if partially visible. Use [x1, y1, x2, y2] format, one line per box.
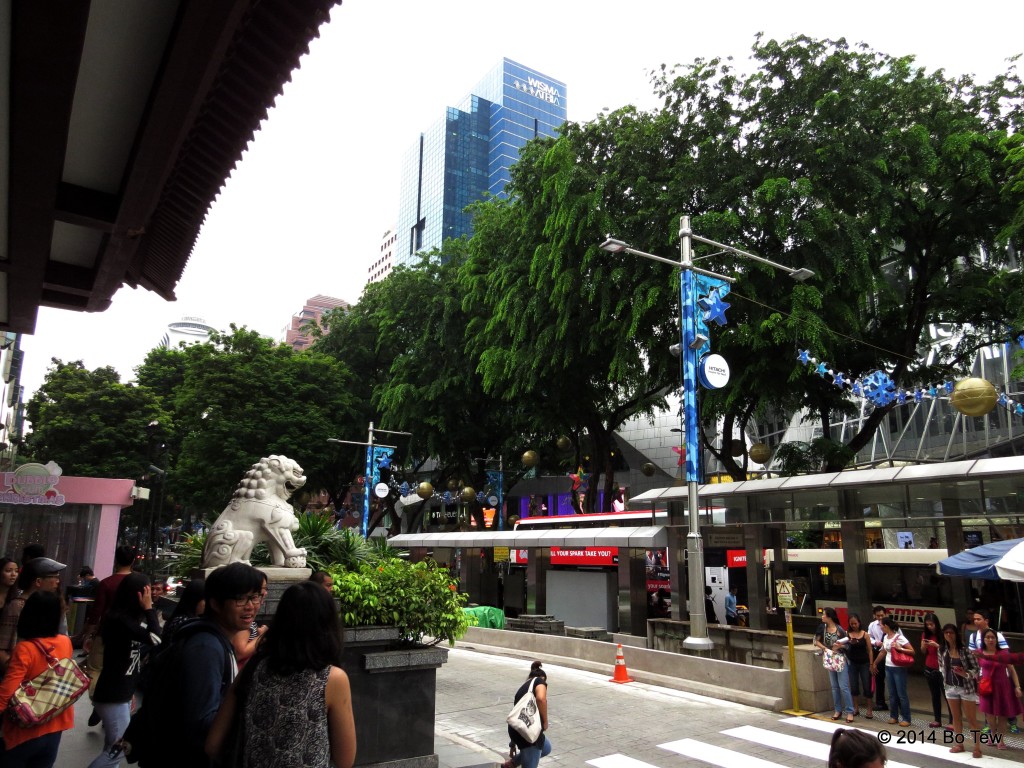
[776, 579, 796, 608]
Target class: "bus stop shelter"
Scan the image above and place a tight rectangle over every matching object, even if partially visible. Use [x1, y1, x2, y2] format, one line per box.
[389, 527, 667, 635]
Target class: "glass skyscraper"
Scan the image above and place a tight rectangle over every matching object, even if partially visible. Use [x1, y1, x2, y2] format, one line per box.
[395, 59, 567, 264]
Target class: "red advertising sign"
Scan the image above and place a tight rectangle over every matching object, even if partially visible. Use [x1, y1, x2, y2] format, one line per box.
[549, 547, 619, 566]
[726, 549, 747, 567]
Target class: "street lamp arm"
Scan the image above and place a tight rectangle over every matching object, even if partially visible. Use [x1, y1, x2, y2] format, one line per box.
[602, 240, 736, 283]
[689, 232, 814, 281]
[327, 437, 399, 449]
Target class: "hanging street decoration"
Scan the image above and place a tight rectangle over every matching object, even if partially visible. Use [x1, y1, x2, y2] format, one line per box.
[796, 349, 1022, 421]
[568, 465, 590, 493]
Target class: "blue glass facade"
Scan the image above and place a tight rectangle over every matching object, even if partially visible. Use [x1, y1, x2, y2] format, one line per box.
[395, 59, 567, 263]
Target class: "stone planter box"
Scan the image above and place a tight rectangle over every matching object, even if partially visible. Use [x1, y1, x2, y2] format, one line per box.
[342, 626, 449, 768]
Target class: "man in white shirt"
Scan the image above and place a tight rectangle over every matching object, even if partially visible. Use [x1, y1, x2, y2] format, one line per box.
[867, 605, 888, 708]
[968, 609, 1009, 651]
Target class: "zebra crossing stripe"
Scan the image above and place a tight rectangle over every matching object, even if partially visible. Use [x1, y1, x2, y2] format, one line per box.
[722, 725, 917, 768]
[658, 738, 790, 768]
[780, 717, 1020, 766]
[586, 754, 659, 768]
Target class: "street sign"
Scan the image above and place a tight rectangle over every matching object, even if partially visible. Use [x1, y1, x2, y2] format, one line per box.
[776, 579, 796, 609]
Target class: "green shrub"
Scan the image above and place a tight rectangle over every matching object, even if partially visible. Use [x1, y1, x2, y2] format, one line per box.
[329, 559, 472, 647]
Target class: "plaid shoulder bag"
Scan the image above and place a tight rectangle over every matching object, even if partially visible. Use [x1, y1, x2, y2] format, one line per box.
[7, 639, 90, 727]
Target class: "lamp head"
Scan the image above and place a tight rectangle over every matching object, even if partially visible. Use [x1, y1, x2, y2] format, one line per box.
[599, 237, 629, 254]
[789, 267, 815, 282]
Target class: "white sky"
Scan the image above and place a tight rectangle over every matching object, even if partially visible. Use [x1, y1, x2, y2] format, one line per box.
[15, 0, 1024, 405]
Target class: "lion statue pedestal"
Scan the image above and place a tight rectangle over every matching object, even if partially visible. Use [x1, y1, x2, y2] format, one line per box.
[201, 455, 309, 569]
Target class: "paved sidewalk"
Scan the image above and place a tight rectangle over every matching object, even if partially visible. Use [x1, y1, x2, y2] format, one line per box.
[56, 681, 497, 768]
[55, 641, 1024, 766]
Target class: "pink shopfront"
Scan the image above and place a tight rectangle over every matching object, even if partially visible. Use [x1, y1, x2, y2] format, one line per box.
[0, 462, 135, 579]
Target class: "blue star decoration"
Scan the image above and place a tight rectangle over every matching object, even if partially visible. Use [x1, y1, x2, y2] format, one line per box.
[698, 288, 731, 326]
[862, 370, 898, 407]
[1018, 334, 1024, 350]
[897, 389, 907, 405]
[999, 393, 1009, 407]
[376, 454, 392, 470]
[832, 372, 846, 388]
[797, 349, 811, 364]
[816, 363, 828, 376]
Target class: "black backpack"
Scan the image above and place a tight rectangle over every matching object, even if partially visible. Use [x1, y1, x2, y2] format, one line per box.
[121, 621, 234, 765]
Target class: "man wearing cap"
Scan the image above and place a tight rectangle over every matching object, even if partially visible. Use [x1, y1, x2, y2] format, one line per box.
[0, 557, 66, 670]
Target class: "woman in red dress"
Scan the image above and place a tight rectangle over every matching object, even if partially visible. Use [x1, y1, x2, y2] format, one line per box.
[977, 628, 1024, 750]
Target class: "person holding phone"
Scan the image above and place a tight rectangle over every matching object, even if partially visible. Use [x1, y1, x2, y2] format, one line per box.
[939, 623, 983, 758]
[920, 612, 948, 728]
[815, 607, 854, 723]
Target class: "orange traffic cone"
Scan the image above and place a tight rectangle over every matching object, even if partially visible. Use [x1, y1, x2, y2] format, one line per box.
[609, 643, 634, 684]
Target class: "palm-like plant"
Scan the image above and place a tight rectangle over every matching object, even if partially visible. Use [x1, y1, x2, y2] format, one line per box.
[293, 512, 345, 572]
[328, 526, 373, 570]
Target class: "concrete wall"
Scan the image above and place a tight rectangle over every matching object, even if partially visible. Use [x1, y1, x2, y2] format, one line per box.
[460, 626, 796, 711]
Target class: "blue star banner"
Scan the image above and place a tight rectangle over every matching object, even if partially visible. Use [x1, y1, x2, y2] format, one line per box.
[796, 349, 1024, 421]
[362, 445, 395, 537]
[682, 273, 732, 482]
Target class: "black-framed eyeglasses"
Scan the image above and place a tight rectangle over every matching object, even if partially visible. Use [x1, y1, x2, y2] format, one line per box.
[231, 594, 262, 608]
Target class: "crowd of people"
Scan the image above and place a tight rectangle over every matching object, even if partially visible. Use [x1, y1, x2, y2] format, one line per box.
[814, 604, 1024, 757]
[0, 546, 355, 768]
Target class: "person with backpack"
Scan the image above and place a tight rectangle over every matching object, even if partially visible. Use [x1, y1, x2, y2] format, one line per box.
[88, 573, 161, 768]
[119, 562, 264, 768]
[205, 581, 356, 768]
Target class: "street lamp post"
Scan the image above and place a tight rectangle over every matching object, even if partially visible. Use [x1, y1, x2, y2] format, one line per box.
[601, 215, 813, 649]
[146, 464, 166, 574]
[328, 423, 411, 537]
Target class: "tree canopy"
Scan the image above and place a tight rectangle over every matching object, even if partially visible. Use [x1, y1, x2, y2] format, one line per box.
[24, 360, 169, 478]
[137, 327, 358, 516]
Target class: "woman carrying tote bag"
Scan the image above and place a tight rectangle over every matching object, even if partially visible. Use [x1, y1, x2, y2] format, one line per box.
[0, 591, 76, 768]
[504, 662, 551, 768]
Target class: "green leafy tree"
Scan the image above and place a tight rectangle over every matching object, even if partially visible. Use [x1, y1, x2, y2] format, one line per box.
[461, 36, 1021, 485]
[650, 36, 1022, 474]
[461, 128, 682, 510]
[24, 359, 170, 478]
[137, 327, 359, 516]
[313, 251, 537, 524]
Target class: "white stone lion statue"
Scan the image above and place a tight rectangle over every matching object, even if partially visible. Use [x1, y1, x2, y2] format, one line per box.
[201, 455, 308, 569]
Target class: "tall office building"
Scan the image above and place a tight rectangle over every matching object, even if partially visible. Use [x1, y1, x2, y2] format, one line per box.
[395, 58, 566, 265]
[368, 227, 397, 285]
[282, 295, 350, 350]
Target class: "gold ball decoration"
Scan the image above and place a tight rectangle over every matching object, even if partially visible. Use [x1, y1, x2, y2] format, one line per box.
[415, 482, 434, 500]
[508, 515, 520, 527]
[446, 478, 459, 491]
[749, 442, 772, 465]
[641, 462, 657, 477]
[522, 450, 539, 468]
[951, 377, 998, 417]
[730, 439, 746, 457]
[460, 486, 476, 503]
[556, 435, 572, 451]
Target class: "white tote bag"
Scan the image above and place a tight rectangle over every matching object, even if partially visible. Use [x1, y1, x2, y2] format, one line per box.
[506, 677, 542, 742]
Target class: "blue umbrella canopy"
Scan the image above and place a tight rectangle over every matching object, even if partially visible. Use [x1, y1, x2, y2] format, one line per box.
[936, 538, 1024, 581]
